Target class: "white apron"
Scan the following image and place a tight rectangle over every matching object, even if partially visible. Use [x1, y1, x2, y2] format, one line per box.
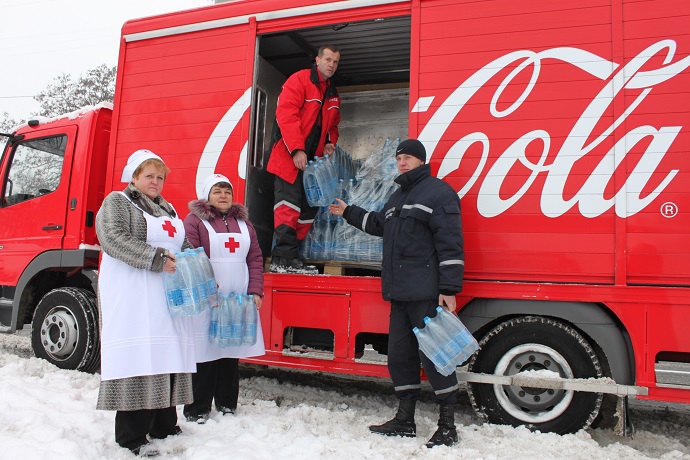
[99, 194, 196, 381]
[191, 217, 265, 362]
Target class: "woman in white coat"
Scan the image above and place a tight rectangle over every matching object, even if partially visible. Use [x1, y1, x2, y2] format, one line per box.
[182, 174, 265, 423]
[96, 150, 197, 456]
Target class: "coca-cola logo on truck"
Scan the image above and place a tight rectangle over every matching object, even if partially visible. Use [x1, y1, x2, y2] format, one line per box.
[201, 40, 690, 219]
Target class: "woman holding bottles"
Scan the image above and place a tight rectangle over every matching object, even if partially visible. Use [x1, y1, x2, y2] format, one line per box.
[96, 149, 196, 457]
[182, 173, 265, 423]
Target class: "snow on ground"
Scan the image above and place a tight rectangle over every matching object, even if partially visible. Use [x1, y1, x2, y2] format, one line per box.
[0, 333, 689, 460]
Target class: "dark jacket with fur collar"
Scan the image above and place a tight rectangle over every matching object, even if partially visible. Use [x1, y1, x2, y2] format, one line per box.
[184, 200, 264, 297]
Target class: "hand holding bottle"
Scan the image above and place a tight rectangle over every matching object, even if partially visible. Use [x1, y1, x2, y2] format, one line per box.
[329, 198, 348, 217]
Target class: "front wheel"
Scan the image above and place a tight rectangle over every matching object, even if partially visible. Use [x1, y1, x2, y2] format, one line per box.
[467, 316, 603, 434]
[31, 287, 100, 373]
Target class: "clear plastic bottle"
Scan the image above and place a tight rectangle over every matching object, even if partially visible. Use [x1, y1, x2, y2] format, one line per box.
[175, 252, 199, 315]
[230, 293, 244, 346]
[184, 248, 209, 313]
[218, 294, 232, 347]
[164, 254, 189, 316]
[209, 303, 220, 347]
[413, 325, 455, 376]
[303, 162, 324, 207]
[322, 154, 339, 198]
[416, 316, 459, 376]
[242, 294, 258, 346]
[434, 306, 479, 364]
[195, 247, 219, 308]
[321, 211, 334, 260]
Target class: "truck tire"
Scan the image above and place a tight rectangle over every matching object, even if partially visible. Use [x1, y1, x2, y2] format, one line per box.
[467, 316, 603, 434]
[31, 287, 101, 373]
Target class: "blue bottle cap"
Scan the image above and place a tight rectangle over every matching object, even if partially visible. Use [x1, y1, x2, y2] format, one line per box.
[436, 305, 443, 312]
[423, 316, 431, 324]
[412, 327, 420, 334]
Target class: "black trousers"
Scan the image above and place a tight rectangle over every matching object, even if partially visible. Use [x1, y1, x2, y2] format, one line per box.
[272, 172, 318, 259]
[183, 358, 239, 417]
[388, 299, 459, 404]
[115, 406, 177, 449]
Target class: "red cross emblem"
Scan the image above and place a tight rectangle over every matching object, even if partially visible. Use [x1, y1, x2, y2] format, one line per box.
[225, 237, 240, 253]
[162, 220, 177, 238]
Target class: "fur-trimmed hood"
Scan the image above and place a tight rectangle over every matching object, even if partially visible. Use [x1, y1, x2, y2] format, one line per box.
[188, 199, 249, 221]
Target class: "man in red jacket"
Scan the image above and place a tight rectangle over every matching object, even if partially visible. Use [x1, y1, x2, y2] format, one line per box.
[266, 44, 341, 273]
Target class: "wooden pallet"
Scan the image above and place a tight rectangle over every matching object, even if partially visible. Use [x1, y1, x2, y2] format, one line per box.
[265, 258, 381, 276]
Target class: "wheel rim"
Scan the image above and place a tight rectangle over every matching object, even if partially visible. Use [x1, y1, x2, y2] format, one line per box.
[493, 343, 574, 424]
[39, 306, 79, 361]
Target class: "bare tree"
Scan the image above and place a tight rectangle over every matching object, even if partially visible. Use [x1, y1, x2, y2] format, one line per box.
[34, 64, 117, 117]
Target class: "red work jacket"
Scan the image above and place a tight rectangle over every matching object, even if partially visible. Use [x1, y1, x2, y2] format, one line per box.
[267, 66, 341, 184]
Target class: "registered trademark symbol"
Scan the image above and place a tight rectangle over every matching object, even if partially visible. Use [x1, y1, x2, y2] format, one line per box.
[660, 202, 678, 218]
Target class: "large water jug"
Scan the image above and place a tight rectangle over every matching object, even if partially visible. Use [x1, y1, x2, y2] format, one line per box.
[242, 294, 258, 346]
[194, 247, 219, 308]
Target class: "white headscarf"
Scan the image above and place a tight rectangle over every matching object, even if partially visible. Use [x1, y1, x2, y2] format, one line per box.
[200, 173, 233, 200]
[120, 149, 162, 183]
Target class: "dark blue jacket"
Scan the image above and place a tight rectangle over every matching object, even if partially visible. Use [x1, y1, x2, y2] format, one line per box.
[343, 164, 464, 301]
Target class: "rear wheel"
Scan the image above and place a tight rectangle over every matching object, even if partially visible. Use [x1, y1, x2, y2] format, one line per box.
[467, 316, 603, 434]
[31, 287, 100, 373]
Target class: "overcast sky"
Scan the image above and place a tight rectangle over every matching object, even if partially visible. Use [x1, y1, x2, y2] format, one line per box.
[0, 0, 212, 120]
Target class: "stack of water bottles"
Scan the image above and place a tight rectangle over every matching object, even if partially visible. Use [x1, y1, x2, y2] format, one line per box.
[303, 154, 338, 207]
[300, 137, 404, 263]
[413, 306, 480, 376]
[300, 178, 354, 261]
[331, 137, 402, 262]
[209, 293, 258, 348]
[164, 248, 219, 317]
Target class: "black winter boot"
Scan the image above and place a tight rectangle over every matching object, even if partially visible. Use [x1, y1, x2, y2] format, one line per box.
[425, 402, 458, 448]
[369, 399, 416, 437]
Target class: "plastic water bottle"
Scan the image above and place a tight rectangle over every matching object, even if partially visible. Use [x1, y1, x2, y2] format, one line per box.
[185, 248, 209, 313]
[303, 162, 323, 207]
[164, 256, 190, 316]
[195, 247, 219, 308]
[322, 212, 334, 259]
[315, 160, 332, 204]
[217, 294, 232, 347]
[242, 294, 258, 346]
[218, 294, 241, 347]
[434, 306, 479, 364]
[422, 316, 462, 375]
[229, 293, 244, 346]
[322, 154, 339, 198]
[309, 215, 324, 260]
[209, 304, 219, 346]
[413, 326, 455, 376]
[174, 251, 200, 315]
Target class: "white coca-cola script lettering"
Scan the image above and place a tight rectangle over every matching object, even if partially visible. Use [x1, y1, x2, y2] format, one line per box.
[421, 40, 689, 218]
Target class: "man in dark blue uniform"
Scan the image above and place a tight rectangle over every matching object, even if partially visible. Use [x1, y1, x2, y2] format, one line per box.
[329, 139, 465, 448]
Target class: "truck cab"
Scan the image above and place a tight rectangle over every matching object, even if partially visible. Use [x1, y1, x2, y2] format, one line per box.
[0, 105, 112, 372]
